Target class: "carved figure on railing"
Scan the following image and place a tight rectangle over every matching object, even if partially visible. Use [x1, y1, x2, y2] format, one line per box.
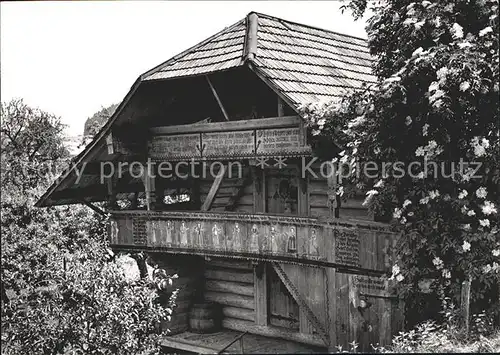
[249, 224, 259, 252]
[194, 222, 203, 247]
[212, 223, 223, 249]
[287, 226, 297, 253]
[228, 223, 238, 250]
[180, 221, 188, 246]
[166, 220, 174, 245]
[309, 228, 319, 256]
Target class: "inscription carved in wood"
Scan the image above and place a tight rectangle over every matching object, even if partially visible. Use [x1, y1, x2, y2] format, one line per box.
[335, 230, 361, 267]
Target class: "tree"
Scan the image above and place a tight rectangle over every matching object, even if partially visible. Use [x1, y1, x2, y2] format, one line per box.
[0, 99, 70, 195]
[302, 0, 499, 326]
[83, 103, 118, 138]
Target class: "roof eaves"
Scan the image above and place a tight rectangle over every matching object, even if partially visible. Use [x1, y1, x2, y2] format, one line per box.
[36, 76, 143, 207]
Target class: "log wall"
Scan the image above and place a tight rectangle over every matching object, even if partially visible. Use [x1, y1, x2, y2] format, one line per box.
[203, 258, 256, 324]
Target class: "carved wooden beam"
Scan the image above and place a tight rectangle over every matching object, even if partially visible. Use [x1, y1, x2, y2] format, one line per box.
[150, 115, 300, 135]
[201, 164, 227, 211]
[206, 75, 229, 121]
[81, 200, 107, 216]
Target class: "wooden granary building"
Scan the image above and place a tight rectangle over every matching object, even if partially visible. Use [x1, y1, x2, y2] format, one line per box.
[38, 12, 403, 353]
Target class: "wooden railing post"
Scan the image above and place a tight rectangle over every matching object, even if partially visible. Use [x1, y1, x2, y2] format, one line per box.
[460, 276, 471, 334]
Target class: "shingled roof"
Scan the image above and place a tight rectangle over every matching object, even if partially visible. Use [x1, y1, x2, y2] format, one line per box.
[143, 12, 376, 106]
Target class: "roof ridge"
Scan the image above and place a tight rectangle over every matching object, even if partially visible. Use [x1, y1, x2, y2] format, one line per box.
[141, 18, 246, 80]
[249, 11, 368, 42]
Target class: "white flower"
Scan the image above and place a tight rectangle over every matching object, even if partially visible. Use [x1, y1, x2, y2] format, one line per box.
[366, 190, 379, 196]
[461, 205, 469, 214]
[458, 190, 468, 199]
[374, 180, 384, 188]
[479, 26, 493, 37]
[492, 262, 500, 272]
[403, 199, 412, 208]
[393, 208, 402, 219]
[451, 23, 464, 39]
[479, 219, 490, 228]
[390, 264, 401, 281]
[429, 190, 440, 199]
[347, 116, 366, 129]
[462, 224, 471, 230]
[427, 140, 437, 149]
[414, 20, 425, 30]
[483, 264, 492, 273]
[420, 197, 430, 205]
[405, 116, 412, 125]
[412, 47, 424, 56]
[436, 67, 448, 81]
[396, 274, 405, 282]
[442, 269, 451, 279]
[433, 16, 441, 27]
[474, 145, 486, 157]
[400, 217, 407, 224]
[416, 172, 425, 179]
[415, 146, 425, 156]
[432, 257, 443, 269]
[476, 187, 488, 199]
[428, 81, 440, 92]
[408, 211, 414, 217]
[459, 81, 470, 92]
[467, 210, 476, 216]
[492, 249, 500, 257]
[422, 123, 429, 136]
[462, 241, 471, 252]
[457, 41, 473, 49]
[471, 137, 489, 157]
[481, 201, 497, 215]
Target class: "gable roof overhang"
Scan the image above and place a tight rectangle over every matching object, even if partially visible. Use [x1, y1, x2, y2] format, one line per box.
[36, 11, 376, 208]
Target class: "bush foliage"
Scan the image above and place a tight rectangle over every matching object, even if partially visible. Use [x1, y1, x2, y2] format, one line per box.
[301, 0, 500, 324]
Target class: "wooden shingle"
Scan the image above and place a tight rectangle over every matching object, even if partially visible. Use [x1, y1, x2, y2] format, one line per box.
[143, 12, 376, 106]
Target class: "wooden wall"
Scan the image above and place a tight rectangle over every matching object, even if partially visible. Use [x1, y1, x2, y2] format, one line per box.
[194, 161, 372, 220]
[203, 258, 256, 324]
[306, 162, 371, 221]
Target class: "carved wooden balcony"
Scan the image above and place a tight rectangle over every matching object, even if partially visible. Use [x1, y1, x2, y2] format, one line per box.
[109, 210, 396, 276]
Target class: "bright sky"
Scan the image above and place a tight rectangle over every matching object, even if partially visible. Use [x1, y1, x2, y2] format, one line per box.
[1, 1, 368, 136]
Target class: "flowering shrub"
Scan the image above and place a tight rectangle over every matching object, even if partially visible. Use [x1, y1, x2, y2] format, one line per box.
[301, 0, 500, 323]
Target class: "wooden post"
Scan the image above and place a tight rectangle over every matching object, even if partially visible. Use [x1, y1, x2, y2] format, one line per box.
[254, 262, 268, 326]
[251, 163, 265, 213]
[277, 97, 285, 117]
[460, 277, 471, 334]
[327, 163, 338, 219]
[142, 162, 156, 211]
[105, 170, 118, 209]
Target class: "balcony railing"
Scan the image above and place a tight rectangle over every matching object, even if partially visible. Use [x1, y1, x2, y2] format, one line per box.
[109, 210, 396, 274]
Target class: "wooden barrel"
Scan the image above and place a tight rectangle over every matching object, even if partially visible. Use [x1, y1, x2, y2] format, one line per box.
[189, 302, 221, 333]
